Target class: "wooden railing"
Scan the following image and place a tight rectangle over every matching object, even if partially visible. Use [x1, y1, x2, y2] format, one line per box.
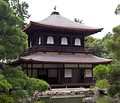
[50, 83, 95, 88]
[22, 46, 94, 56]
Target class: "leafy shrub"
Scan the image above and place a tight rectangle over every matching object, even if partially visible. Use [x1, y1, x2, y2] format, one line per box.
[107, 84, 120, 96]
[34, 101, 45, 103]
[95, 79, 109, 89]
[26, 78, 50, 92]
[96, 96, 115, 103]
[0, 66, 50, 101]
[93, 65, 108, 80]
[11, 90, 27, 100]
[0, 74, 12, 92]
[0, 95, 14, 103]
[107, 64, 120, 84]
[39, 79, 50, 91]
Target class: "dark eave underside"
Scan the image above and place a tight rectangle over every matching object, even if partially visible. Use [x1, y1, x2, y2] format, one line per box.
[23, 21, 103, 36]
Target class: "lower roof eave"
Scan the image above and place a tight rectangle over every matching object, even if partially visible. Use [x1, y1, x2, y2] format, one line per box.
[14, 58, 112, 65]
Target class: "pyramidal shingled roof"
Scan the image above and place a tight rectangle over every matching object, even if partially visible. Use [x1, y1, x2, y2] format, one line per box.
[24, 11, 103, 35]
[39, 12, 101, 30]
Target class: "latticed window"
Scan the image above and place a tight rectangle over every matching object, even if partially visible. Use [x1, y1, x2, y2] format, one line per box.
[64, 69, 72, 77]
[61, 37, 68, 45]
[47, 36, 54, 44]
[85, 69, 92, 77]
[74, 38, 81, 46]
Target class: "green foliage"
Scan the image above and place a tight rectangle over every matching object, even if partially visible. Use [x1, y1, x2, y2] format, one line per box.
[0, 95, 14, 103]
[34, 101, 45, 103]
[3, 66, 28, 90]
[0, 66, 49, 101]
[85, 36, 107, 57]
[115, 4, 120, 14]
[107, 84, 120, 96]
[25, 78, 50, 93]
[85, 36, 95, 48]
[102, 32, 113, 59]
[0, 74, 12, 93]
[96, 96, 115, 103]
[9, 0, 30, 28]
[105, 25, 120, 60]
[0, 66, 29, 101]
[95, 79, 109, 89]
[85, 33, 114, 59]
[93, 65, 108, 80]
[38, 79, 50, 91]
[94, 64, 120, 96]
[107, 63, 120, 84]
[0, 0, 49, 102]
[11, 90, 27, 100]
[0, 0, 28, 60]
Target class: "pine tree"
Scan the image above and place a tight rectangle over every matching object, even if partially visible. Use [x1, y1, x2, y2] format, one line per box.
[0, 0, 28, 61]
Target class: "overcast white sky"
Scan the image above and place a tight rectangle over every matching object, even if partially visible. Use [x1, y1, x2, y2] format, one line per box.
[23, 0, 120, 39]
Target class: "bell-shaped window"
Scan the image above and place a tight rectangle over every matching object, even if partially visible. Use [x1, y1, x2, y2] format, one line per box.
[61, 37, 68, 45]
[39, 37, 41, 45]
[74, 38, 81, 46]
[47, 36, 54, 44]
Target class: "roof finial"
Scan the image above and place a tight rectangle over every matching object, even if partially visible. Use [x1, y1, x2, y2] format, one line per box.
[51, 6, 59, 15]
[54, 6, 57, 11]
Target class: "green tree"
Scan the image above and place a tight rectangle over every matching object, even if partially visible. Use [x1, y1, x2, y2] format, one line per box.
[25, 78, 49, 93]
[115, 4, 120, 14]
[0, 0, 28, 60]
[0, 1, 49, 102]
[85, 36, 95, 48]
[9, 0, 30, 28]
[0, 66, 49, 102]
[0, 95, 14, 103]
[93, 64, 120, 96]
[107, 63, 120, 84]
[93, 65, 108, 80]
[106, 63, 120, 96]
[95, 79, 109, 89]
[107, 84, 120, 96]
[0, 74, 12, 94]
[105, 25, 120, 60]
[102, 32, 113, 59]
[85, 36, 107, 57]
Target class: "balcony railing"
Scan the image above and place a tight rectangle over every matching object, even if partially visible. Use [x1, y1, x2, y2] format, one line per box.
[22, 45, 94, 56]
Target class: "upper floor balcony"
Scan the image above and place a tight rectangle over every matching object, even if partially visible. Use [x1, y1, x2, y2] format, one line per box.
[22, 45, 94, 56]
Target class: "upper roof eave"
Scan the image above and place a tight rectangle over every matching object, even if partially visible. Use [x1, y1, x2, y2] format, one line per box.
[23, 21, 103, 35]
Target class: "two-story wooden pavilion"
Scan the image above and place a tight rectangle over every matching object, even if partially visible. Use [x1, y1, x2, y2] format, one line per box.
[14, 11, 111, 87]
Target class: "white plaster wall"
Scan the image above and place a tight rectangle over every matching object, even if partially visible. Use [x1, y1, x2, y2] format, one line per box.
[79, 64, 92, 68]
[33, 64, 42, 68]
[65, 64, 78, 68]
[44, 64, 58, 68]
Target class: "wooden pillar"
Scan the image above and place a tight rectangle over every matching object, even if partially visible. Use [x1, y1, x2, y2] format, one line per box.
[61, 64, 64, 83]
[31, 63, 33, 77]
